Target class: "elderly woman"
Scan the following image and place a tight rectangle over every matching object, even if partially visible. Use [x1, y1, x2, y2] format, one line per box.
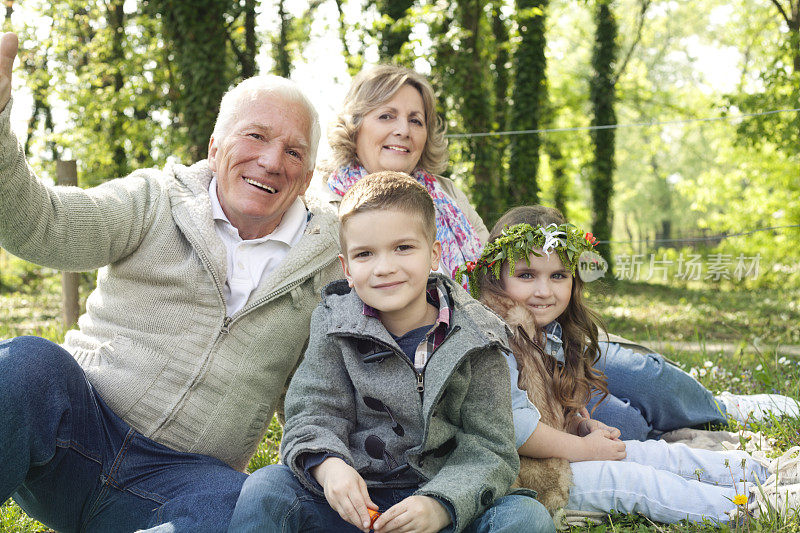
[314, 64, 798, 443]
[315, 64, 486, 279]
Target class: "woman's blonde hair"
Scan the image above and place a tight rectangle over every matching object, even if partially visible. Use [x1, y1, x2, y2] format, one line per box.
[327, 64, 449, 174]
[479, 205, 609, 420]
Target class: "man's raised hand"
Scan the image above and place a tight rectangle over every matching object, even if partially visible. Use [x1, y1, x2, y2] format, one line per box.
[1, 32, 19, 112]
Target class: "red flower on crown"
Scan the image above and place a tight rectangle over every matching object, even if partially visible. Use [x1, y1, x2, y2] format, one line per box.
[465, 261, 476, 273]
[585, 232, 597, 246]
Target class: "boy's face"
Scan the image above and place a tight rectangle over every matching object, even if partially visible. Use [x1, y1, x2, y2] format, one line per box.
[339, 208, 440, 328]
[501, 249, 573, 326]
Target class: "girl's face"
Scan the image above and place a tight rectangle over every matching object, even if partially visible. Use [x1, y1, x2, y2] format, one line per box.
[501, 250, 573, 326]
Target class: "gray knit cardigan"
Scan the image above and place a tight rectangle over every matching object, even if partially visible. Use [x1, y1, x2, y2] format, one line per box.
[0, 100, 343, 471]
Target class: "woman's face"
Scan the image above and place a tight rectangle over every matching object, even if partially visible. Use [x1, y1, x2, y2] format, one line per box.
[355, 84, 427, 175]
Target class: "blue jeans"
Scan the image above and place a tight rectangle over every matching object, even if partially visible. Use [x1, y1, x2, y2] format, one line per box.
[568, 439, 767, 524]
[0, 336, 247, 532]
[229, 464, 555, 533]
[587, 342, 727, 440]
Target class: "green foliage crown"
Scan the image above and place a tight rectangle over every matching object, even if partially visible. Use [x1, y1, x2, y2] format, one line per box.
[455, 223, 598, 298]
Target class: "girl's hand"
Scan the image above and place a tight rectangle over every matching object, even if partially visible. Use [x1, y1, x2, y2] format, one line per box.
[312, 457, 378, 532]
[372, 495, 451, 533]
[577, 418, 621, 440]
[579, 428, 626, 461]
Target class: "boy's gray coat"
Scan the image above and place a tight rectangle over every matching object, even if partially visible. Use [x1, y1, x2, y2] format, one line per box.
[281, 275, 531, 531]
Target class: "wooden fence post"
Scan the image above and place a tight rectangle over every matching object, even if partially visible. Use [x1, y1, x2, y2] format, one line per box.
[56, 160, 80, 328]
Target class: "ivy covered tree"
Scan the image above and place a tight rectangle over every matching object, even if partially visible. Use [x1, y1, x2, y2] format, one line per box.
[430, 0, 508, 224]
[144, 0, 238, 160]
[508, 0, 548, 206]
[589, 0, 617, 269]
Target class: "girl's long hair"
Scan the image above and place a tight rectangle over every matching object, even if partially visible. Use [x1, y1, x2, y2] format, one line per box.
[479, 206, 609, 420]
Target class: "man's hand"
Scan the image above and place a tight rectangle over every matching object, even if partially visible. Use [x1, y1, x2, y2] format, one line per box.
[579, 428, 627, 461]
[311, 457, 377, 532]
[0, 32, 18, 113]
[373, 495, 451, 533]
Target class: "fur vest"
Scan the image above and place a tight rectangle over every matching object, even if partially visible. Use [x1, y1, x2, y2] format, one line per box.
[482, 291, 573, 514]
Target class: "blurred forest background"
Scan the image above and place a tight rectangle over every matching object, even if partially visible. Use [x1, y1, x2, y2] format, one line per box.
[2, 2, 800, 529]
[0, 0, 798, 291]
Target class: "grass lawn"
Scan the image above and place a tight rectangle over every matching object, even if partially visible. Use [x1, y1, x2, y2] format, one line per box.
[2, 279, 799, 531]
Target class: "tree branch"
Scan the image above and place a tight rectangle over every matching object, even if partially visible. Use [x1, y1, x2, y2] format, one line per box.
[612, 0, 650, 86]
[770, 0, 792, 27]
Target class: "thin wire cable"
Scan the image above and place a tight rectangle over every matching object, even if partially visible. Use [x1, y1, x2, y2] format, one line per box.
[596, 224, 800, 245]
[445, 108, 800, 139]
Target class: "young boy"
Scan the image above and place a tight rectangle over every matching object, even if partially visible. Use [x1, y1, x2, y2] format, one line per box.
[228, 172, 554, 532]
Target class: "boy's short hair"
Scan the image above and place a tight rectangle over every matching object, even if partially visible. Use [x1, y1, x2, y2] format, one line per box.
[338, 172, 437, 250]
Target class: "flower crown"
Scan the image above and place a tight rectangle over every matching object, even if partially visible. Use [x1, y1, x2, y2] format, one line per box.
[455, 222, 598, 298]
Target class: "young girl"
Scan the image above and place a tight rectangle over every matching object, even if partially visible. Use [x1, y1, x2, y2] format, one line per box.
[458, 205, 770, 524]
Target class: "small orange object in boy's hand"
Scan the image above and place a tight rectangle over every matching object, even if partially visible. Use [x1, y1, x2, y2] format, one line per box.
[368, 508, 382, 528]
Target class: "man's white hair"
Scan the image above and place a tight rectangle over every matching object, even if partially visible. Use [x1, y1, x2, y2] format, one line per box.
[212, 75, 321, 170]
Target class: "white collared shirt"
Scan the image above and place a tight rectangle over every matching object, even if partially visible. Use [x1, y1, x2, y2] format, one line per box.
[209, 177, 308, 315]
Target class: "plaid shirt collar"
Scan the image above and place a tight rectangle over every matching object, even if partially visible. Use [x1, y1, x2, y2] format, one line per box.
[363, 278, 452, 370]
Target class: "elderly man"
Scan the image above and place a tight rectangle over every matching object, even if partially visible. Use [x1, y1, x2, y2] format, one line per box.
[0, 32, 341, 531]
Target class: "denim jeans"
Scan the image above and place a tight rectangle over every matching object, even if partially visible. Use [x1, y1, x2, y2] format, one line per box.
[229, 464, 555, 533]
[587, 342, 727, 441]
[567, 439, 766, 524]
[0, 336, 247, 532]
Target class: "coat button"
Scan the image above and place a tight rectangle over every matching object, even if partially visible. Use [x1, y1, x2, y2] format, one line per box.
[480, 489, 494, 506]
[357, 339, 372, 354]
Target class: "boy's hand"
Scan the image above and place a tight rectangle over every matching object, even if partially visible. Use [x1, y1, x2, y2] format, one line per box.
[579, 428, 626, 461]
[373, 495, 451, 533]
[0, 33, 18, 112]
[311, 457, 378, 532]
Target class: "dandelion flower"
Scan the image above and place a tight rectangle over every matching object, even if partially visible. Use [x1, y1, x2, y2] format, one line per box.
[733, 494, 748, 506]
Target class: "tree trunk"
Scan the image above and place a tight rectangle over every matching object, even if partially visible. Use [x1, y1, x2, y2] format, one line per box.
[490, 3, 510, 217]
[458, 0, 496, 223]
[546, 138, 568, 216]
[242, 0, 257, 78]
[273, 0, 292, 77]
[509, 0, 547, 206]
[589, 0, 617, 272]
[109, 0, 127, 177]
[152, 0, 231, 160]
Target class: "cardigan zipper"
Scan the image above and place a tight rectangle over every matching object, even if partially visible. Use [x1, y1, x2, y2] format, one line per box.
[229, 259, 335, 324]
[152, 236, 334, 435]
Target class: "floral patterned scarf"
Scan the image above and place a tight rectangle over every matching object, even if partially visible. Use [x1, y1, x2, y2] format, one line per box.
[328, 162, 484, 283]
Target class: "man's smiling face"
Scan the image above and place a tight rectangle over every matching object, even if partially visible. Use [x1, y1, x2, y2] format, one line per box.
[208, 95, 313, 240]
